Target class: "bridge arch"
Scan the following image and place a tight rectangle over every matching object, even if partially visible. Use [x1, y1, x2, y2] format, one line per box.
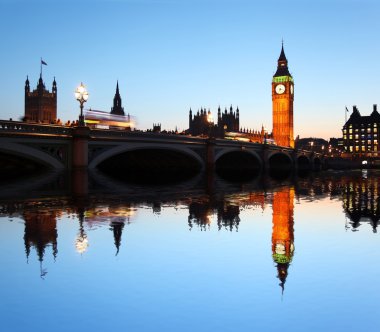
[89, 143, 205, 184]
[267, 151, 293, 174]
[0, 142, 65, 170]
[297, 154, 311, 170]
[89, 143, 205, 171]
[214, 148, 263, 167]
[214, 148, 263, 179]
[313, 157, 322, 171]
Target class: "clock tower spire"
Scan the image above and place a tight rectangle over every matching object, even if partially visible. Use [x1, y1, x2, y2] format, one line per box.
[272, 43, 294, 148]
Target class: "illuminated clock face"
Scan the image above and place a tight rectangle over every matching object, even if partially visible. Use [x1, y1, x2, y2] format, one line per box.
[275, 84, 285, 94]
[290, 84, 294, 94]
[275, 243, 286, 255]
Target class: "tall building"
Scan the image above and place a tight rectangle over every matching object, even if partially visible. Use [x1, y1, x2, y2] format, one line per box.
[272, 187, 295, 293]
[272, 44, 294, 148]
[24, 74, 57, 123]
[110, 81, 125, 116]
[342, 105, 380, 157]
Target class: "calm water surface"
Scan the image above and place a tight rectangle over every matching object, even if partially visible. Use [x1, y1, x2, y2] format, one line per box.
[0, 170, 379, 332]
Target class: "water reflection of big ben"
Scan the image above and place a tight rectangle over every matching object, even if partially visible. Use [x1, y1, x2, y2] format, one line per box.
[272, 187, 295, 293]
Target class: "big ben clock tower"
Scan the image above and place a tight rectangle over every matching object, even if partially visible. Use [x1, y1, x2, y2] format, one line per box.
[272, 43, 294, 148]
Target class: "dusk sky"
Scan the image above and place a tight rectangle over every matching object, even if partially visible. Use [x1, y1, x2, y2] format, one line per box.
[0, 0, 379, 139]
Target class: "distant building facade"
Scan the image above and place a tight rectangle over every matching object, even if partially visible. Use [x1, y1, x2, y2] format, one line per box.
[187, 105, 273, 143]
[272, 44, 294, 148]
[342, 105, 380, 157]
[24, 74, 57, 123]
[188, 105, 240, 137]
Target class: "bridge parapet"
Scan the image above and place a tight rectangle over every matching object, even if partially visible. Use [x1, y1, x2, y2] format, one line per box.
[0, 120, 73, 136]
[296, 149, 324, 159]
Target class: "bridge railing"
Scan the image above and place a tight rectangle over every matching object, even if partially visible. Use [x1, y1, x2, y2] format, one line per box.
[0, 120, 73, 136]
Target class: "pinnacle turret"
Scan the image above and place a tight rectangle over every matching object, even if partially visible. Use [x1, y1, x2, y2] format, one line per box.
[274, 43, 291, 78]
[110, 81, 125, 116]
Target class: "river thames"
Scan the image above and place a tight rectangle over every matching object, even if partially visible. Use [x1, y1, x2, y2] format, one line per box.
[0, 170, 379, 332]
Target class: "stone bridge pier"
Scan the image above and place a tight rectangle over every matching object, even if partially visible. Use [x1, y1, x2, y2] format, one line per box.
[72, 127, 90, 169]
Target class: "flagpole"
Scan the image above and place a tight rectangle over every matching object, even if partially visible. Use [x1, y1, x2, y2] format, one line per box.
[40, 57, 42, 77]
[345, 106, 347, 124]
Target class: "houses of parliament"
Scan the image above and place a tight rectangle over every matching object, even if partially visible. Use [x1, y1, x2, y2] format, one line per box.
[24, 44, 295, 148]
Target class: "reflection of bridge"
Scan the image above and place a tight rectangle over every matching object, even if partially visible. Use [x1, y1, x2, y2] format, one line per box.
[0, 120, 324, 172]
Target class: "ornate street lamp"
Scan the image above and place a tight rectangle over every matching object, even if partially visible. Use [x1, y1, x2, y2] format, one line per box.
[75, 82, 89, 126]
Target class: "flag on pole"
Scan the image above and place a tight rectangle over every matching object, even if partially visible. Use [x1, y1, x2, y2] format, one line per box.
[345, 106, 349, 124]
[41, 59, 47, 66]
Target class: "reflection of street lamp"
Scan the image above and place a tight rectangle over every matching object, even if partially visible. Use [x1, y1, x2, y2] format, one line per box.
[75, 211, 89, 254]
[310, 141, 314, 151]
[75, 82, 89, 126]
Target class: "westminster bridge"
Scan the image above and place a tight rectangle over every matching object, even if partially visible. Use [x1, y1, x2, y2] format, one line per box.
[0, 120, 324, 174]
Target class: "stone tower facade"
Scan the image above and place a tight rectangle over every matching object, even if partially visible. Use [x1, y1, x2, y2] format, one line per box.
[272, 44, 294, 148]
[24, 75, 57, 123]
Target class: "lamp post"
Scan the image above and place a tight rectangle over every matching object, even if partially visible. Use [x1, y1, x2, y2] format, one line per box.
[75, 82, 89, 126]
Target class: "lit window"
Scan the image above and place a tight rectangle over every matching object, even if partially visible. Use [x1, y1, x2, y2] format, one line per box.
[362, 146, 366, 152]
[343, 135, 347, 139]
[355, 146, 359, 152]
[355, 134, 359, 139]
[343, 129, 347, 133]
[349, 135, 353, 139]
[349, 146, 353, 152]
[368, 140, 371, 145]
[367, 128, 371, 133]
[349, 129, 353, 134]
[374, 128, 377, 133]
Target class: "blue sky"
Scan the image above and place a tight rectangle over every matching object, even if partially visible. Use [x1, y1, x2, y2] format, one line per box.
[0, 0, 379, 139]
